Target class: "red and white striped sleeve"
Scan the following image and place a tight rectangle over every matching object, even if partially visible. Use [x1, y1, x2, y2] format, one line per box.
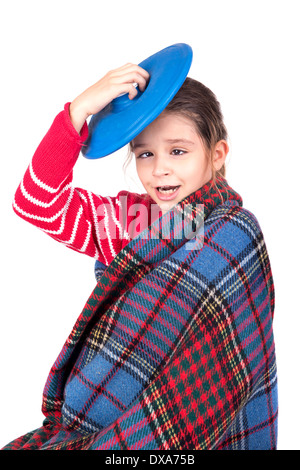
[12, 103, 154, 266]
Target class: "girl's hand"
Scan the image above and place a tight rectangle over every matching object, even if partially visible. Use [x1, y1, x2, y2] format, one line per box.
[69, 63, 150, 133]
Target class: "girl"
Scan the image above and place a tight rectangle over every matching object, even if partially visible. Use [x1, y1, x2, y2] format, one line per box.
[3, 63, 278, 450]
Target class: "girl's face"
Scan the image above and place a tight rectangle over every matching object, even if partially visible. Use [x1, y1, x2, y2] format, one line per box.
[132, 113, 212, 213]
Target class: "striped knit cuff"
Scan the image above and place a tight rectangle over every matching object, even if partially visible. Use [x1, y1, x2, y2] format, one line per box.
[63, 102, 89, 144]
[29, 104, 89, 188]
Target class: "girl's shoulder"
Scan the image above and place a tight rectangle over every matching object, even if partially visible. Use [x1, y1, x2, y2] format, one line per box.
[206, 199, 265, 245]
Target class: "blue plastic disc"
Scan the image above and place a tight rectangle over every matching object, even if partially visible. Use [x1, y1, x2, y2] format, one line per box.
[82, 43, 193, 159]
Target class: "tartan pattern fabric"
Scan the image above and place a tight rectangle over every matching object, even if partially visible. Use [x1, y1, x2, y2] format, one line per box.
[2, 177, 278, 450]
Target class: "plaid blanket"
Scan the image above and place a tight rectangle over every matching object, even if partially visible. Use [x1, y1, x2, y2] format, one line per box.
[2, 177, 278, 450]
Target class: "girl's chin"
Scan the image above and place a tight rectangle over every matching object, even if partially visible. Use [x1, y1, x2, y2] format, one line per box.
[157, 200, 178, 215]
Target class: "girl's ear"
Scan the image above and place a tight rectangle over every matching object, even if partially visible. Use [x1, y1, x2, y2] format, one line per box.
[213, 140, 229, 171]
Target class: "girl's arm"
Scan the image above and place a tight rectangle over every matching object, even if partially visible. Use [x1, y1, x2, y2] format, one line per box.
[13, 65, 150, 266]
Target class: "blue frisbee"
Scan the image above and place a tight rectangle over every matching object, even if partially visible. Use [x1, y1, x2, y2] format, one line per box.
[82, 43, 193, 159]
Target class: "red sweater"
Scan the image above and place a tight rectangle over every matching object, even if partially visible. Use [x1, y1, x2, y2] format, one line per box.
[13, 103, 156, 266]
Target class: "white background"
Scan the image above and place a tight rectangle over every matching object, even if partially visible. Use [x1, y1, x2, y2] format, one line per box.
[0, 0, 299, 450]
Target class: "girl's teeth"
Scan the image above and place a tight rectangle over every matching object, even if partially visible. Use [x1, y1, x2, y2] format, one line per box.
[158, 186, 179, 194]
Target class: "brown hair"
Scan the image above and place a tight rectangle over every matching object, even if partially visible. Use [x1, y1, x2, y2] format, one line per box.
[124, 77, 228, 189]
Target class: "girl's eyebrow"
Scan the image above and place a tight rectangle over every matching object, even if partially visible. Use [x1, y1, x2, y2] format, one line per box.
[132, 138, 195, 150]
[165, 138, 195, 146]
[131, 142, 146, 151]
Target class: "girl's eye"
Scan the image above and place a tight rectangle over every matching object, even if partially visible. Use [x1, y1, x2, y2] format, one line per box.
[137, 151, 153, 159]
[172, 149, 186, 156]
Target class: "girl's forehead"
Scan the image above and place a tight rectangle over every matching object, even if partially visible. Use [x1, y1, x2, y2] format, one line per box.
[133, 112, 198, 143]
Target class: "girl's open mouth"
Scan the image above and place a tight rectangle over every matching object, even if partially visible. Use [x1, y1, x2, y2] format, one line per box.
[155, 185, 181, 201]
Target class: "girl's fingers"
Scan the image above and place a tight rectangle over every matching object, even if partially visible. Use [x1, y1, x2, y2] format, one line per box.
[110, 63, 150, 82]
[112, 71, 148, 91]
[128, 84, 139, 100]
[112, 82, 140, 100]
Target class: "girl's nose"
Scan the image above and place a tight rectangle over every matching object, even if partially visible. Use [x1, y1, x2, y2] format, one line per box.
[152, 155, 172, 176]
